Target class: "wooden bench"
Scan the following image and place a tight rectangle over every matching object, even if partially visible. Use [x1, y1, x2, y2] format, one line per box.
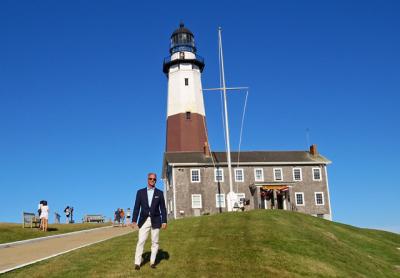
[83, 214, 105, 223]
[22, 212, 40, 228]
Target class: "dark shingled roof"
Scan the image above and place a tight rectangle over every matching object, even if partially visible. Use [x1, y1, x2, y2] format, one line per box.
[164, 151, 331, 165]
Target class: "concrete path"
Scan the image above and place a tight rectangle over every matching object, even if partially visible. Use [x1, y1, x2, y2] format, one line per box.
[0, 226, 134, 274]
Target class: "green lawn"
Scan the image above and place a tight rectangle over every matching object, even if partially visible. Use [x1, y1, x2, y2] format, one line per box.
[3, 210, 400, 277]
[0, 222, 111, 244]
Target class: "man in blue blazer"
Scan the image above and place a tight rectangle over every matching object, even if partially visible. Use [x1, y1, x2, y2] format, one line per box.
[132, 172, 167, 270]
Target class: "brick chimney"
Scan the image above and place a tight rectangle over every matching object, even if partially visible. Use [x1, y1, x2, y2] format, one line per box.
[310, 144, 318, 156]
[203, 142, 211, 157]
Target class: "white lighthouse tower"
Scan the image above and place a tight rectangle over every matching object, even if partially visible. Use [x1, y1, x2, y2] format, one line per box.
[163, 23, 208, 152]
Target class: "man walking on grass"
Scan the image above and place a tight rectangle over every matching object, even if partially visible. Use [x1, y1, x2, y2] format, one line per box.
[131, 172, 167, 270]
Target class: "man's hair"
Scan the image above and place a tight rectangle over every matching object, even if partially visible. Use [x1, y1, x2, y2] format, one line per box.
[148, 172, 157, 178]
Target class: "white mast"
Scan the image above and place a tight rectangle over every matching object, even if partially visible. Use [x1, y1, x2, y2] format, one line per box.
[218, 27, 236, 212]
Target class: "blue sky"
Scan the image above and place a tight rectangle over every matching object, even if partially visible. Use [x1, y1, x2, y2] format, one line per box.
[1, 1, 399, 232]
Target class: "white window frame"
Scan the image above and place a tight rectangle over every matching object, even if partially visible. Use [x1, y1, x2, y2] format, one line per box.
[254, 168, 264, 182]
[273, 168, 283, 181]
[234, 168, 244, 182]
[312, 167, 322, 181]
[191, 194, 202, 209]
[190, 169, 201, 183]
[314, 192, 325, 206]
[293, 168, 302, 181]
[295, 192, 305, 206]
[216, 193, 226, 208]
[214, 168, 224, 182]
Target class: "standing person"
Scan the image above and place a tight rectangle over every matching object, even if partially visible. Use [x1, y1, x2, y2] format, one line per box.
[40, 201, 49, 232]
[126, 208, 131, 225]
[132, 173, 167, 270]
[38, 201, 42, 229]
[120, 209, 125, 226]
[114, 208, 121, 225]
[64, 206, 70, 224]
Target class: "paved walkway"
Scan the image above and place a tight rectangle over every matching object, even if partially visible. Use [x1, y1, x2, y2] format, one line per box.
[0, 226, 134, 274]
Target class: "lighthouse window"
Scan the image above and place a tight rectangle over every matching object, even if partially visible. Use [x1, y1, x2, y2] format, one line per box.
[185, 78, 189, 86]
[186, 111, 191, 119]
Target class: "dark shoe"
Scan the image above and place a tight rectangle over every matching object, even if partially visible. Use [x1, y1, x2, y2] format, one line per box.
[134, 265, 140, 270]
[150, 264, 156, 269]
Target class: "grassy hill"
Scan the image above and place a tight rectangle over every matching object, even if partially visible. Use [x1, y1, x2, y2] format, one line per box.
[4, 210, 400, 277]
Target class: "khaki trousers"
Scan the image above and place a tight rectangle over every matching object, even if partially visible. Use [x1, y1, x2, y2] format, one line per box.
[134, 217, 160, 265]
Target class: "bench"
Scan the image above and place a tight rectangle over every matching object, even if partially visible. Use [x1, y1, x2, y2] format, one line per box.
[83, 214, 105, 223]
[22, 212, 40, 228]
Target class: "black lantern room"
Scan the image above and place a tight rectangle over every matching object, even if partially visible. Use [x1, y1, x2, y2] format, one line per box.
[163, 23, 205, 74]
[170, 23, 196, 54]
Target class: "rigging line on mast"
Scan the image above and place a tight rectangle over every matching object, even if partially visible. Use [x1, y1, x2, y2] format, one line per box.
[236, 89, 249, 168]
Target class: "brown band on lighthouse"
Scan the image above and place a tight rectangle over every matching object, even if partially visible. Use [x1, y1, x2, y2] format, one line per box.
[166, 113, 208, 152]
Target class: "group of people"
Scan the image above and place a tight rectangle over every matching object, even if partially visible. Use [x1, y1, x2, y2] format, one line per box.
[114, 208, 131, 226]
[37, 200, 49, 232]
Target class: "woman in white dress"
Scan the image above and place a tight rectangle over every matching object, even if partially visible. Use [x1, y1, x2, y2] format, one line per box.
[40, 204, 49, 232]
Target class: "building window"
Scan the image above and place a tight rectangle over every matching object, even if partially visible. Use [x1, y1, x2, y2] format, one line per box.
[190, 169, 200, 183]
[293, 168, 302, 181]
[234, 168, 244, 182]
[313, 167, 322, 181]
[186, 111, 191, 119]
[214, 168, 224, 182]
[254, 168, 264, 182]
[185, 78, 189, 86]
[295, 192, 305, 206]
[216, 194, 226, 208]
[315, 192, 324, 205]
[192, 194, 202, 209]
[274, 168, 283, 181]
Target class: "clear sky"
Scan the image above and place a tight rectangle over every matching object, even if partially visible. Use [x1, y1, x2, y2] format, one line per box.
[1, 1, 399, 232]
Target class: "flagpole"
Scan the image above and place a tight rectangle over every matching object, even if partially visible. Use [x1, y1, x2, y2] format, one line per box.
[218, 27, 236, 212]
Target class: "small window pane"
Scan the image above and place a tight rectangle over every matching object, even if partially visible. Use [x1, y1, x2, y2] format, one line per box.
[185, 78, 189, 86]
[313, 168, 321, 180]
[192, 194, 202, 209]
[296, 193, 304, 205]
[235, 169, 244, 182]
[191, 169, 200, 182]
[274, 168, 283, 181]
[216, 194, 225, 208]
[315, 193, 324, 205]
[215, 169, 224, 182]
[293, 168, 302, 181]
[254, 168, 263, 181]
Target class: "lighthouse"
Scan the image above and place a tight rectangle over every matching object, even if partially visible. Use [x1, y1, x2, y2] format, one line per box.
[163, 23, 208, 153]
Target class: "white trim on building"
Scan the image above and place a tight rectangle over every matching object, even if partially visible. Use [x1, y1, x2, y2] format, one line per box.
[254, 168, 264, 182]
[190, 169, 201, 183]
[191, 194, 202, 209]
[314, 192, 324, 205]
[214, 168, 224, 182]
[293, 168, 302, 181]
[295, 192, 305, 206]
[234, 168, 244, 182]
[312, 167, 322, 181]
[273, 168, 283, 181]
[216, 194, 226, 208]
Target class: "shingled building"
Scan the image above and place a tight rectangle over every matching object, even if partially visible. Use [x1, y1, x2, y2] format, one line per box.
[161, 24, 332, 221]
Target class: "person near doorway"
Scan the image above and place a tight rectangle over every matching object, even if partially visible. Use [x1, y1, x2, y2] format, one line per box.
[131, 173, 167, 270]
